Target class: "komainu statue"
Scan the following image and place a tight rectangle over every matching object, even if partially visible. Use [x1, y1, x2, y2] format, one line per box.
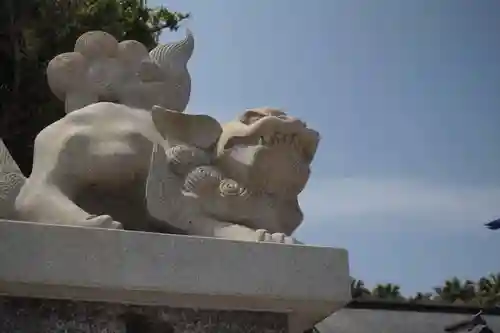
[2, 30, 320, 244]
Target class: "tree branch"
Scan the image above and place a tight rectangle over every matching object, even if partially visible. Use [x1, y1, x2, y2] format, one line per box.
[148, 23, 172, 33]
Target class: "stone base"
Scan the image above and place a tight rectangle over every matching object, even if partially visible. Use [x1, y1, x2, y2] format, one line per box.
[0, 296, 287, 333]
[0, 220, 351, 333]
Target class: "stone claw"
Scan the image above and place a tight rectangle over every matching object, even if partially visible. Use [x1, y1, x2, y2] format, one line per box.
[84, 214, 123, 230]
[255, 229, 300, 244]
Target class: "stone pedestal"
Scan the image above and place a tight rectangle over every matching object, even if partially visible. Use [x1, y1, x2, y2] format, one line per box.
[0, 220, 351, 333]
[0, 297, 288, 333]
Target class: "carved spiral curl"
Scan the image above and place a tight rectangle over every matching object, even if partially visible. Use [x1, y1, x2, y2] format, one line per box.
[149, 29, 194, 112]
[219, 179, 249, 198]
[183, 166, 223, 194]
[0, 172, 25, 200]
[149, 29, 194, 71]
[166, 145, 211, 176]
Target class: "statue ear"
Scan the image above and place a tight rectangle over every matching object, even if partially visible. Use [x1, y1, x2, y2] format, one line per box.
[152, 105, 222, 150]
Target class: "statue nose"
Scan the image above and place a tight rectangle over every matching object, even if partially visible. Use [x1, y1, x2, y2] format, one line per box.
[275, 117, 305, 134]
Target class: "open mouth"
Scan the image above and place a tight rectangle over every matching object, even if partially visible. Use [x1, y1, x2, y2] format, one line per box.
[258, 129, 319, 164]
[258, 132, 302, 152]
[259, 133, 298, 145]
[98, 95, 120, 103]
[222, 127, 319, 164]
[223, 131, 316, 163]
[99, 98, 120, 104]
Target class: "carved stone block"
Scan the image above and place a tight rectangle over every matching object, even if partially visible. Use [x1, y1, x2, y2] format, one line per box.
[0, 296, 288, 333]
[0, 220, 351, 333]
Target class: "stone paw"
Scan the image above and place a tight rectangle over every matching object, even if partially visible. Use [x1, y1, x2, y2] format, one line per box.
[84, 214, 123, 230]
[255, 229, 301, 244]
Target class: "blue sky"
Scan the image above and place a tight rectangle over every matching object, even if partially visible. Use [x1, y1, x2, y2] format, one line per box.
[152, 0, 500, 295]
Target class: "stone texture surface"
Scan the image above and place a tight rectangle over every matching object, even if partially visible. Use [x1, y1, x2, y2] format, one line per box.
[0, 296, 287, 333]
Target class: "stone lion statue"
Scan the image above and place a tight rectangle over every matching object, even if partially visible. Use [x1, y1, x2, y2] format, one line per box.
[2, 30, 320, 244]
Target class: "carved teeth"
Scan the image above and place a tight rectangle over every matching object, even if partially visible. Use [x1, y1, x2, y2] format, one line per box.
[258, 132, 301, 148]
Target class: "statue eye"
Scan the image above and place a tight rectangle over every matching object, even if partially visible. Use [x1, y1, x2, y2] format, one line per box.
[240, 110, 264, 125]
[249, 115, 264, 123]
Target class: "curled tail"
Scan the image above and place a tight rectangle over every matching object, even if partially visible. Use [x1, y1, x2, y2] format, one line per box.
[0, 139, 26, 219]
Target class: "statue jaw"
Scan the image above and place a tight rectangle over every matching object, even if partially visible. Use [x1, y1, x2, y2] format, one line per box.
[215, 145, 310, 198]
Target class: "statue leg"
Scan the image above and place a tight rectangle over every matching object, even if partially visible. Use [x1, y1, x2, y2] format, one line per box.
[14, 181, 122, 229]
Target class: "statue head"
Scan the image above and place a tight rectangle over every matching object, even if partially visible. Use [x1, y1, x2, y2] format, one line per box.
[46, 30, 194, 113]
[148, 105, 320, 199]
[215, 107, 320, 198]
[147, 106, 316, 235]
